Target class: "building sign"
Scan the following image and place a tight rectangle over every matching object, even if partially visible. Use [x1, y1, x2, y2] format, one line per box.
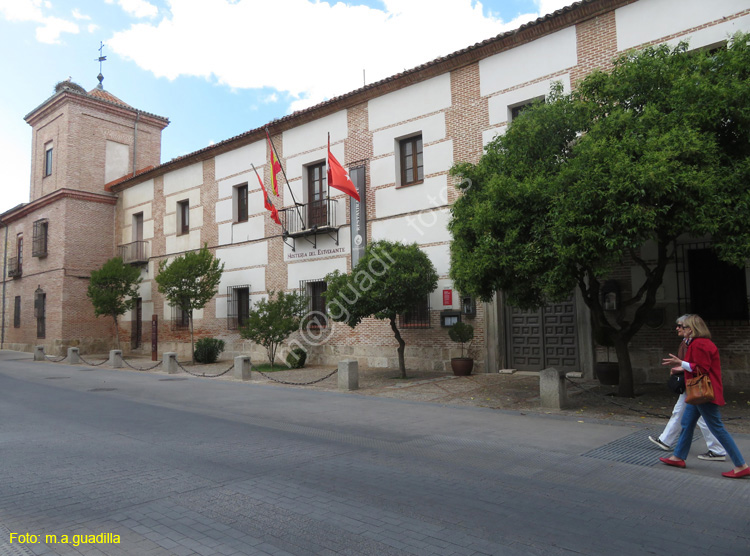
[443, 289, 453, 306]
[349, 165, 367, 267]
[285, 245, 347, 262]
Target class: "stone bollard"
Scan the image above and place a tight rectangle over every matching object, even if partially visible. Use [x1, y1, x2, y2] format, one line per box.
[109, 350, 123, 368]
[539, 367, 568, 410]
[234, 355, 251, 381]
[163, 352, 178, 374]
[338, 359, 359, 391]
[68, 347, 80, 364]
[34, 346, 45, 361]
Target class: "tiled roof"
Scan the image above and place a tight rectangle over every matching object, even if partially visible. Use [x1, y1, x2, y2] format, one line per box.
[87, 87, 132, 108]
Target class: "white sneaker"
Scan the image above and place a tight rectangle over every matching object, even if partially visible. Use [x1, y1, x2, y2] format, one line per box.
[697, 451, 726, 461]
[649, 435, 671, 451]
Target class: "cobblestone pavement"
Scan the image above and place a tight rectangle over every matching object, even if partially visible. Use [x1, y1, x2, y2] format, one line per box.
[2, 351, 749, 556]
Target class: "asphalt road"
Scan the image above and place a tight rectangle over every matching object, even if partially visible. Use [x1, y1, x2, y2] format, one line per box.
[1, 350, 748, 556]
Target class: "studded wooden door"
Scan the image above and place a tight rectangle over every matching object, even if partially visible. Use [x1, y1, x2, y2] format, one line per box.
[507, 297, 578, 372]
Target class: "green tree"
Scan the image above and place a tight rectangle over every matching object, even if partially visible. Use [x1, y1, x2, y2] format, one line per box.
[449, 36, 750, 397]
[155, 245, 224, 362]
[239, 290, 307, 367]
[325, 240, 438, 378]
[87, 257, 143, 350]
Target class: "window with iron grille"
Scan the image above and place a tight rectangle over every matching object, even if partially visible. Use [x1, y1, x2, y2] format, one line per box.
[32, 219, 48, 257]
[675, 242, 749, 324]
[14, 296, 20, 328]
[227, 285, 250, 330]
[171, 304, 190, 329]
[300, 279, 327, 327]
[399, 134, 423, 187]
[399, 295, 431, 329]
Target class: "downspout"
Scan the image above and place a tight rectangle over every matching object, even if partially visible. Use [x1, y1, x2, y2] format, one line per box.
[1, 221, 8, 349]
[132, 109, 141, 176]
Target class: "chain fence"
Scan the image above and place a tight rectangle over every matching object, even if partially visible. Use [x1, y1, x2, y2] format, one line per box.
[252, 366, 338, 385]
[175, 359, 235, 378]
[122, 358, 163, 372]
[77, 354, 110, 367]
[44, 353, 67, 363]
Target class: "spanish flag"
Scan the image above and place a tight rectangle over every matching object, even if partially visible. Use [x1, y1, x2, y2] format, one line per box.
[252, 164, 281, 225]
[266, 128, 282, 196]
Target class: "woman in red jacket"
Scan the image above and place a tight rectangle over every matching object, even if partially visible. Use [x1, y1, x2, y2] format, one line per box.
[660, 314, 749, 478]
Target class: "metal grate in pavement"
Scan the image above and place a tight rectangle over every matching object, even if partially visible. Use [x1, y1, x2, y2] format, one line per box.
[88, 388, 117, 392]
[44, 376, 69, 380]
[158, 377, 188, 381]
[0, 522, 34, 556]
[582, 429, 699, 467]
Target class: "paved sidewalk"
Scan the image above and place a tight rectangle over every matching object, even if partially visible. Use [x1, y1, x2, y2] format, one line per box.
[1, 350, 749, 556]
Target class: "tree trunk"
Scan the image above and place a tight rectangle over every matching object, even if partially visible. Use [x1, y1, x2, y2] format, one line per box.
[615, 337, 635, 398]
[389, 317, 407, 379]
[112, 314, 120, 351]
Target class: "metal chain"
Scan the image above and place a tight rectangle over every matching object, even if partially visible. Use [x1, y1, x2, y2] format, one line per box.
[45, 354, 67, 363]
[122, 359, 163, 371]
[175, 359, 235, 378]
[77, 354, 109, 367]
[253, 366, 338, 386]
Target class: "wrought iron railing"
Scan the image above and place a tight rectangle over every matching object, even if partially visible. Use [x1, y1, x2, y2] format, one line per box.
[279, 198, 338, 235]
[118, 241, 149, 264]
[7, 257, 21, 278]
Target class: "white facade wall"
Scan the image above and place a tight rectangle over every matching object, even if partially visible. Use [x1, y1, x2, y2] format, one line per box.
[479, 27, 577, 97]
[163, 162, 203, 196]
[368, 74, 452, 130]
[616, 0, 750, 51]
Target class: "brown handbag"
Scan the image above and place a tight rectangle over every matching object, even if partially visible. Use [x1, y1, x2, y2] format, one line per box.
[685, 366, 715, 405]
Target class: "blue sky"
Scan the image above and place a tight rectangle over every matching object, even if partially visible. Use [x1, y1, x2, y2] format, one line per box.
[0, 0, 572, 214]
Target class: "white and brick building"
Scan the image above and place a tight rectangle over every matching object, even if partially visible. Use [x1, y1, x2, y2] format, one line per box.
[3, 0, 750, 385]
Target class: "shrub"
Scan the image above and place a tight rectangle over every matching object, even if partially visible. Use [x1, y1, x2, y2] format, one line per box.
[194, 337, 225, 364]
[286, 347, 307, 369]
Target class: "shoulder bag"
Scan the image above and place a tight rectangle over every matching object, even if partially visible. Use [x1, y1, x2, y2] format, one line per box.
[684, 366, 714, 405]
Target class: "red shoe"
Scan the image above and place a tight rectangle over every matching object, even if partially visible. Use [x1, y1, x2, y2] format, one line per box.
[659, 457, 686, 468]
[721, 467, 750, 479]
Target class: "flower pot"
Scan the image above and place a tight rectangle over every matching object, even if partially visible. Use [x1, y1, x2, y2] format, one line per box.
[451, 357, 474, 376]
[595, 362, 619, 385]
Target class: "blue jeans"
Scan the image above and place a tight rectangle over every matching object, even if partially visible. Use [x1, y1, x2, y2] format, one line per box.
[674, 403, 746, 467]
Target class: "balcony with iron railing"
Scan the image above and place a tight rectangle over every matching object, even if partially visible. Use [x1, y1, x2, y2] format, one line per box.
[279, 198, 340, 250]
[118, 240, 149, 264]
[7, 257, 21, 278]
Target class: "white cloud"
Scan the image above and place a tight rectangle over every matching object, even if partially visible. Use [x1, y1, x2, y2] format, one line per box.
[71, 8, 90, 20]
[107, 0, 575, 113]
[116, 0, 158, 18]
[0, 0, 79, 43]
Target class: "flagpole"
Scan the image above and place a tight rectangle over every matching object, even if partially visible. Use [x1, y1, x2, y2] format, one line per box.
[251, 162, 281, 226]
[266, 127, 305, 230]
[326, 132, 331, 204]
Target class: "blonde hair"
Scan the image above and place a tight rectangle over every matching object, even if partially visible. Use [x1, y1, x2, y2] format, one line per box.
[683, 314, 712, 339]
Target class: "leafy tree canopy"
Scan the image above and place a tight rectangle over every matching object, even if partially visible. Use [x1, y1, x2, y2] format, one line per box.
[325, 240, 438, 377]
[87, 256, 143, 350]
[449, 35, 750, 396]
[155, 245, 224, 361]
[239, 290, 307, 367]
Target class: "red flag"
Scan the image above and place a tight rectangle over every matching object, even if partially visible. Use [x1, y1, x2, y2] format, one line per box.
[327, 139, 360, 202]
[254, 167, 281, 225]
[266, 129, 282, 196]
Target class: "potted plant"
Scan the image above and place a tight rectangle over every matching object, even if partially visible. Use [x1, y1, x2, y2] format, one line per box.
[448, 321, 474, 376]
